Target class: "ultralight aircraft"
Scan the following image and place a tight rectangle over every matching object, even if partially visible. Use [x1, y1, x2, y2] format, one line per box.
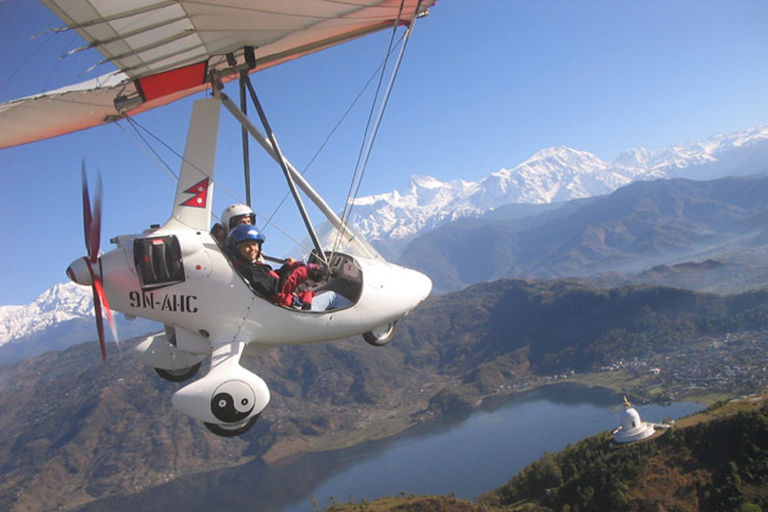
[0, 0, 435, 436]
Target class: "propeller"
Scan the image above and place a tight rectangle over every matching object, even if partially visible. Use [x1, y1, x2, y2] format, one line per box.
[75, 162, 118, 360]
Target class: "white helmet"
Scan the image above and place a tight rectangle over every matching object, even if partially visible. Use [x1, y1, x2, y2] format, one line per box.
[221, 203, 256, 231]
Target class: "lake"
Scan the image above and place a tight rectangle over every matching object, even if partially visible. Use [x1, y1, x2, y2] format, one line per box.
[76, 384, 703, 512]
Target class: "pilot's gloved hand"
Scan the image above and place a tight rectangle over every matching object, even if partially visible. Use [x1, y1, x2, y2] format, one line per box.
[307, 263, 325, 280]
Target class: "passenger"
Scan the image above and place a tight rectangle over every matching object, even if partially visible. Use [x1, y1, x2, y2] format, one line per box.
[227, 224, 350, 311]
[210, 222, 227, 247]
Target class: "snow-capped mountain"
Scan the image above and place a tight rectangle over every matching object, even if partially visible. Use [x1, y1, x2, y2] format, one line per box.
[351, 126, 768, 257]
[0, 282, 159, 364]
[0, 283, 92, 345]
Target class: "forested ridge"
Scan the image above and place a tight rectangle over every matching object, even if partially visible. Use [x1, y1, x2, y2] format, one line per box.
[480, 398, 768, 511]
[400, 278, 768, 376]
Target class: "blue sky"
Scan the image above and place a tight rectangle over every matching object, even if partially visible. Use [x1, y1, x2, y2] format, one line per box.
[1, 0, 767, 306]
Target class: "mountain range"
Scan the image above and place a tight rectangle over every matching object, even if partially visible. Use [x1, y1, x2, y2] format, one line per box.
[0, 283, 159, 365]
[2, 126, 768, 357]
[351, 126, 768, 259]
[400, 173, 768, 294]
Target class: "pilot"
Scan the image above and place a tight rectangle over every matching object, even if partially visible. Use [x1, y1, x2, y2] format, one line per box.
[226, 224, 350, 311]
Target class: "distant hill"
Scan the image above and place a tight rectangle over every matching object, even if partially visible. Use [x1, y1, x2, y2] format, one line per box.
[400, 174, 768, 294]
[3, 278, 768, 510]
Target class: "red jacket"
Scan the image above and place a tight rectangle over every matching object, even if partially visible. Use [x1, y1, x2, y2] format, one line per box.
[231, 254, 315, 308]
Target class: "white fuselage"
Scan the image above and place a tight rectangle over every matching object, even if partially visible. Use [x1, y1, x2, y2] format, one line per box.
[99, 223, 431, 354]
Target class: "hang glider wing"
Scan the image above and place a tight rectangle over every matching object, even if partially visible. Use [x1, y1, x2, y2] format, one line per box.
[0, 0, 435, 150]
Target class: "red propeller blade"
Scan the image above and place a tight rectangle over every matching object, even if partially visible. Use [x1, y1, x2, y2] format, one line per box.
[81, 162, 102, 263]
[91, 282, 108, 361]
[93, 276, 119, 346]
[81, 164, 117, 361]
[81, 163, 93, 256]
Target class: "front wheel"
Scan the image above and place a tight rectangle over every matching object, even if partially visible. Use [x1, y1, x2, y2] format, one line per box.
[205, 414, 260, 437]
[154, 362, 202, 383]
[363, 322, 397, 347]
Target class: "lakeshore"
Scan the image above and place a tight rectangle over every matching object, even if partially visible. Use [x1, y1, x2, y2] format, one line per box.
[262, 364, 716, 467]
[73, 384, 704, 512]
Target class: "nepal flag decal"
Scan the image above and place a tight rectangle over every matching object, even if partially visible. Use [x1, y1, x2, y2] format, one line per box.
[180, 178, 210, 208]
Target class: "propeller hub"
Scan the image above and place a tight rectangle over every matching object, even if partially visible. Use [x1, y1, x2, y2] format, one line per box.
[66, 257, 94, 286]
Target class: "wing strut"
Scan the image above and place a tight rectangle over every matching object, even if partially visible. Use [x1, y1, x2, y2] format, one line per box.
[228, 48, 255, 208]
[219, 92, 377, 261]
[239, 75, 252, 208]
[229, 72, 328, 264]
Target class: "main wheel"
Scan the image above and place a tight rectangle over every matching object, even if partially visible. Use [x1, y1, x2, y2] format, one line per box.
[154, 362, 202, 382]
[204, 414, 260, 437]
[363, 321, 397, 347]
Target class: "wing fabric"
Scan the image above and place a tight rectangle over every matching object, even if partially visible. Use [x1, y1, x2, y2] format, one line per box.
[0, 0, 435, 149]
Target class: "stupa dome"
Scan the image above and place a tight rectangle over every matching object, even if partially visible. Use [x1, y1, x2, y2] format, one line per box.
[612, 400, 657, 444]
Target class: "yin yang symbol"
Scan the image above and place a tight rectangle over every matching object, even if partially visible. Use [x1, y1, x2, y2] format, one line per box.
[210, 380, 256, 423]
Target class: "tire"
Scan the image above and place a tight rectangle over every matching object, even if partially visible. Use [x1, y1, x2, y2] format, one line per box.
[204, 414, 260, 437]
[154, 362, 202, 382]
[362, 321, 397, 347]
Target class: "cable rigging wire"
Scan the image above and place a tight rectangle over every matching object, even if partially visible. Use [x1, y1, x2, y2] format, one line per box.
[115, 117, 179, 183]
[333, 0, 418, 256]
[258, 32, 407, 236]
[255, 0, 419, 259]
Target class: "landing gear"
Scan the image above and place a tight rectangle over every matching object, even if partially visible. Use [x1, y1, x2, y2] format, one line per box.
[363, 321, 397, 347]
[204, 414, 260, 437]
[154, 362, 202, 382]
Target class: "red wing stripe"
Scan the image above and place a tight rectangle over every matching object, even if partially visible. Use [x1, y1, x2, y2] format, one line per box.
[135, 61, 208, 102]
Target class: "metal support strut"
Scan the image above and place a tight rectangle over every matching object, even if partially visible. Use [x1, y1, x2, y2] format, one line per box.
[226, 49, 255, 208]
[219, 92, 376, 261]
[229, 74, 328, 264]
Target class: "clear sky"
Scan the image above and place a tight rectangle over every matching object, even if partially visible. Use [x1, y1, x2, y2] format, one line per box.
[1, 0, 767, 306]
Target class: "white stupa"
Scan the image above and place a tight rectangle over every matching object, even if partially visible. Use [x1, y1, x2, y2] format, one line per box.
[612, 397, 658, 444]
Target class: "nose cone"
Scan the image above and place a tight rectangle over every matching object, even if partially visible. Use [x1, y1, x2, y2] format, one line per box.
[356, 259, 433, 325]
[66, 257, 93, 286]
[392, 266, 432, 313]
[408, 268, 433, 306]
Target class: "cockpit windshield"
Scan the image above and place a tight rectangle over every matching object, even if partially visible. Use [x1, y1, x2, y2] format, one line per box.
[300, 218, 382, 262]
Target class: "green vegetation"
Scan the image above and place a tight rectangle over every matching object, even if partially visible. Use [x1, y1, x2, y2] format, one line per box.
[322, 494, 485, 512]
